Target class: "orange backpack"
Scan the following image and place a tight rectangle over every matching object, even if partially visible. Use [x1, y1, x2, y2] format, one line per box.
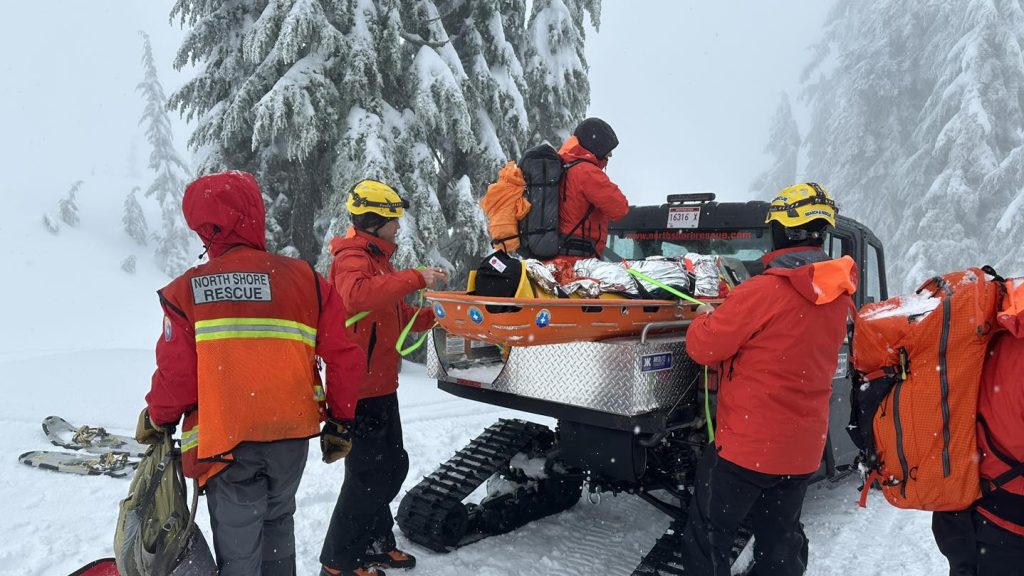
[480, 162, 529, 253]
[851, 267, 1003, 511]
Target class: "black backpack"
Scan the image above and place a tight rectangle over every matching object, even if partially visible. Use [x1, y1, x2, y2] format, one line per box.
[472, 250, 527, 312]
[517, 143, 590, 259]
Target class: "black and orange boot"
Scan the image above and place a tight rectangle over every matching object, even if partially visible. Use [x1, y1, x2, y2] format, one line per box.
[320, 565, 386, 576]
[365, 548, 417, 570]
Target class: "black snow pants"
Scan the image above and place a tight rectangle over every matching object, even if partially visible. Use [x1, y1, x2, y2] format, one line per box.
[682, 447, 812, 576]
[933, 509, 1024, 576]
[204, 438, 308, 576]
[320, 393, 410, 570]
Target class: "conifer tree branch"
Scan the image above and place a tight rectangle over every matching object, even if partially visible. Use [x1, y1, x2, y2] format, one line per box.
[400, 30, 451, 49]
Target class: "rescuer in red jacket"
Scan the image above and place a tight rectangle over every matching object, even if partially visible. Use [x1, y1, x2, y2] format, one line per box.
[557, 117, 629, 256]
[932, 279, 1024, 576]
[137, 171, 365, 576]
[320, 180, 446, 576]
[681, 183, 857, 576]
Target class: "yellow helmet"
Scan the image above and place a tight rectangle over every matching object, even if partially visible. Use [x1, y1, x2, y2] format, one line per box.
[766, 182, 837, 229]
[346, 179, 408, 218]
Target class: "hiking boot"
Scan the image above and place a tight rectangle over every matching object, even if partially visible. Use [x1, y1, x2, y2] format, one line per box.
[365, 548, 417, 570]
[320, 565, 386, 576]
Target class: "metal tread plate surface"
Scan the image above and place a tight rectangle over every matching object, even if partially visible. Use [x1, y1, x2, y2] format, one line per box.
[429, 332, 699, 416]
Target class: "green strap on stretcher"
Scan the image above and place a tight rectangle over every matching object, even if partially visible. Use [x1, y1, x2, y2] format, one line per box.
[625, 268, 704, 306]
[395, 287, 436, 357]
[626, 267, 715, 442]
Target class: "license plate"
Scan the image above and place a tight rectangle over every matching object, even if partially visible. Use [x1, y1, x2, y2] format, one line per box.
[667, 206, 700, 229]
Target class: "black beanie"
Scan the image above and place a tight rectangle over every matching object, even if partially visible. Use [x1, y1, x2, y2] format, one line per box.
[573, 117, 619, 160]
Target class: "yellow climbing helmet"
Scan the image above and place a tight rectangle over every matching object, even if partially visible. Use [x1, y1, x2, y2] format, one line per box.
[765, 182, 837, 229]
[346, 179, 408, 217]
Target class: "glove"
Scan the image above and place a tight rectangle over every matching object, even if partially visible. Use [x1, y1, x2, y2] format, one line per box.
[321, 418, 354, 463]
[135, 408, 173, 445]
[696, 303, 715, 315]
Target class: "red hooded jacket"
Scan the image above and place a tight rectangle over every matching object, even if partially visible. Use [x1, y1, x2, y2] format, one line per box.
[329, 230, 436, 399]
[975, 292, 1024, 536]
[147, 172, 364, 428]
[558, 136, 629, 255]
[686, 247, 858, 475]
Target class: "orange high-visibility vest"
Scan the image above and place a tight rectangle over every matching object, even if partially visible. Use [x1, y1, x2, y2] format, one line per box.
[160, 247, 325, 468]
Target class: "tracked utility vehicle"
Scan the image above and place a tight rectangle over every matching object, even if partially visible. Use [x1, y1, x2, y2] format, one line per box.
[396, 194, 888, 575]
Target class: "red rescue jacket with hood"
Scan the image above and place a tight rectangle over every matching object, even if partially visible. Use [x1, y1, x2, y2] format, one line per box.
[329, 229, 436, 400]
[146, 171, 364, 486]
[975, 288, 1024, 536]
[558, 136, 628, 256]
[686, 247, 858, 475]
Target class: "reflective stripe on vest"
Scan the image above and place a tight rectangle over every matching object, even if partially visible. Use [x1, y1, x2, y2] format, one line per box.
[194, 318, 317, 347]
[181, 426, 199, 453]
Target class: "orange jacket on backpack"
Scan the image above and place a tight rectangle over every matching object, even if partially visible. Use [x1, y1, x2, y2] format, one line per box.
[481, 162, 529, 253]
[686, 247, 857, 475]
[854, 269, 1002, 511]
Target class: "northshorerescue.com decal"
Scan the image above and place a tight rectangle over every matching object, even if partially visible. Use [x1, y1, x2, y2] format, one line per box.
[641, 352, 673, 373]
[191, 272, 273, 304]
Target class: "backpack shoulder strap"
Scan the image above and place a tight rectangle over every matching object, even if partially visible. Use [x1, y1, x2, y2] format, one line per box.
[560, 159, 593, 238]
[978, 414, 1024, 491]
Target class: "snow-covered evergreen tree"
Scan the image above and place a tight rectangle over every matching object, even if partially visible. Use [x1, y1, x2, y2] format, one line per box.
[172, 1, 601, 280]
[121, 255, 138, 274]
[138, 31, 193, 276]
[522, 0, 600, 145]
[750, 93, 801, 198]
[42, 213, 60, 235]
[58, 181, 83, 227]
[170, 0, 346, 262]
[122, 186, 148, 245]
[801, 1, 925, 246]
[800, 0, 1024, 290]
[895, 0, 1024, 282]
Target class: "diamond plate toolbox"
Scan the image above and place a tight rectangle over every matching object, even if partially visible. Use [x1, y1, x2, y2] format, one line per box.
[428, 331, 699, 416]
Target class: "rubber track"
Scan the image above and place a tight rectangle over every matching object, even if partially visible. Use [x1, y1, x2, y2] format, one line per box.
[631, 520, 753, 576]
[397, 418, 550, 552]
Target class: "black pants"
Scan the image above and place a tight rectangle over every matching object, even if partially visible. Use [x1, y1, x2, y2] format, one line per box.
[682, 447, 812, 576]
[205, 438, 308, 576]
[933, 510, 1024, 576]
[320, 393, 410, 570]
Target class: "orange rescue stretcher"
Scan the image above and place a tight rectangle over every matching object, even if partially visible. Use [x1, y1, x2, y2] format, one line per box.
[424, 263, 714, 347]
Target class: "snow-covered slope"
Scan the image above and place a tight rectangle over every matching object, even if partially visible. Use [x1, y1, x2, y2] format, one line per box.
[0, 183, 948, 575]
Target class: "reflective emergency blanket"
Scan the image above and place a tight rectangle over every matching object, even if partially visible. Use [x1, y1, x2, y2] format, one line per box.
[685, 253, 722, 297]
[522, 255, 724, 300]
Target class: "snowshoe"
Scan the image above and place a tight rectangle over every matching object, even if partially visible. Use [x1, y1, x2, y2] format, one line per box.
[43, 415, 147, 457]
[19, 450, 137, 478]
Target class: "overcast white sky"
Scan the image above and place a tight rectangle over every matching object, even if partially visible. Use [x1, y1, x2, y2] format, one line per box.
[586, 2, 831, 204]
[1, 2, 189, 197]
[1, 1, 830, 205]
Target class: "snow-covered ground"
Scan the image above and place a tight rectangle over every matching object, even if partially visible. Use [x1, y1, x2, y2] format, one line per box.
[0, 187, 949, 575]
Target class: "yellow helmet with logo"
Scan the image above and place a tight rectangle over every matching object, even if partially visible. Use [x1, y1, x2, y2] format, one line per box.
[765, 182, 837, 229]
[346, 179, 408, 218]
